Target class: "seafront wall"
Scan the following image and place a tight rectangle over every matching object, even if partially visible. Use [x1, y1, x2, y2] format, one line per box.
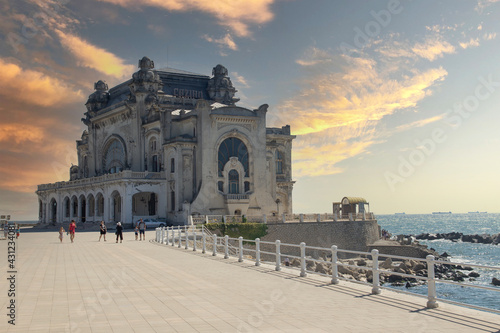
[259, 221, 380, 258]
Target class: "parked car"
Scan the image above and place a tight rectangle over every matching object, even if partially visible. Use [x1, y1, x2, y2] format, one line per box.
[136, 218, 165, 228]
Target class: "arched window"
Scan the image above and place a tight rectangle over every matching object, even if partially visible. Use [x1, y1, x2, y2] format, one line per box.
[229, 170, 239, 194]
[170, 158, 175, 173]
[218, 137, 248, 177]
[104, 139, 125, 174]
[275, 150, 283, 175]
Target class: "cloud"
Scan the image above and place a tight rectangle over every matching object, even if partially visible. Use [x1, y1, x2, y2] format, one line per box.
[56, 30, 135, 79]
[459, 38, 480, 49]
[231, 72, 249, 88]
[275, 47, 447, 178]
[98, 0, 276, 37]
[483, 32, 497, 40]
[0, 58, 83, 107]
[296, 47, 334, 66]
[411, 37, 456, 61]
[393, 114, 446, 133]
[203, 33, 238, 51]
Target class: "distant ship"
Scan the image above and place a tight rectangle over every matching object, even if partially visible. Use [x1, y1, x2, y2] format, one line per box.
[395, 212, 406, 215]
[432, 211, 452, 214]
[468, 211, 487, 214]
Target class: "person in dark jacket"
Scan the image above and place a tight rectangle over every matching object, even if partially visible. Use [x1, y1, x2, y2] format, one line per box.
[115, 222, 123, 243]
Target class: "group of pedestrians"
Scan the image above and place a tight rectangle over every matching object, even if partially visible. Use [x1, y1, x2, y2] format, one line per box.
[58, 219, 147, 243]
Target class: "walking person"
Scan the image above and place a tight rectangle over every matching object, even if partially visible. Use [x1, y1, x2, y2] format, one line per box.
[137, 218, 146, 241]
[59, 226, 65, 243]
[99, 221, 107, 241]
[69, 220, 76, 243]
[115, 222, 123, 243]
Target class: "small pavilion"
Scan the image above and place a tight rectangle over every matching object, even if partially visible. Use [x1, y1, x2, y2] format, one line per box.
[332, 197, 371, 220]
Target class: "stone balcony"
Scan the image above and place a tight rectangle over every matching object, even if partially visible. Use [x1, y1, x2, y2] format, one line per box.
[224, 194, 250, 203]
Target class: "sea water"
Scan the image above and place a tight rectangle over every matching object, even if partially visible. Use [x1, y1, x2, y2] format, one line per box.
[378, 213, 500, 311]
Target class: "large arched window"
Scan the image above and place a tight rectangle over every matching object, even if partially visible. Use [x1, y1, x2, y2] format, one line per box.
[218, 137, 248, 177]
[104, 139, 125, 174]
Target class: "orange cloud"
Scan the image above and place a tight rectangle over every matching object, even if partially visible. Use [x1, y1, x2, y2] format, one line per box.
[411, 38, 455, 61]
[0, 58, 83, 107]
[0, 124, 45, 144]
[276, 47, 448, 178]
[98, 0, 275, 37]
[203, 33, 239, 51]
[56, 30, 135, 79]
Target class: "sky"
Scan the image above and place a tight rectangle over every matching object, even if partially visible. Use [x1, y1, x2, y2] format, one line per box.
[1, 0, 500, 220]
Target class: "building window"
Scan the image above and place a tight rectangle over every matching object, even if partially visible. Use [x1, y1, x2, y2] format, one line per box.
[275, 150, 283, 175]
[229, 169, 239, 194]
[244, 181, 250, 193]
[218, 181, 224, 192]
[218, 137, 248, 177]
[170, 158, 175, 173]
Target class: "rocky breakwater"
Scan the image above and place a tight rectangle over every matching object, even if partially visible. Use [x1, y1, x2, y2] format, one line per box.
[287, 255, 483, 288]
[415, 232, 500, 245]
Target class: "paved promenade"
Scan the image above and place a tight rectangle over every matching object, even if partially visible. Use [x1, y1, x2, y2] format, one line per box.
[0, 229, 499, 332]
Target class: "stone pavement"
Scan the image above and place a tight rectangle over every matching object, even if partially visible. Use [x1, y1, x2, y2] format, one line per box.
[0, 229, 499, 333]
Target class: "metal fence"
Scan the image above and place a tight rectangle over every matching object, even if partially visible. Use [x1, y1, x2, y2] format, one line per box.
[155, 225, 500, 314]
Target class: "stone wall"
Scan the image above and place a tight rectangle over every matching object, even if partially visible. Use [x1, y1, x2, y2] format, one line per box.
[258, 221, 380, 259]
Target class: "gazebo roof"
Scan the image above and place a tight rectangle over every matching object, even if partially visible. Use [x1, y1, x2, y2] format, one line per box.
[342, 197, 368, 205]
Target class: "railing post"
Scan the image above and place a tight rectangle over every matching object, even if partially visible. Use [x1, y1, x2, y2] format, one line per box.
[171, 227, 175, 246]
[185, 226, 188, 250]
[162, 227, 165, 244]
[363, 212, 366, 221]
[299, 242, 307, 277]
[316, 214, 321, 222]
[255, 238, 261, 266]
[263, 214, 267, 223]
[193, 230, 197, 251]
[331, 245, 339, 284]
[299, 213, 304, 223]
[166, 227, 169, 245]
[178, 228, 182, 248]
[426, 255, 439, 309]
[224, 235, 229, 259]
[282, 213, 286, 223]
[349, 212, 353, 221]
[212, 235, 217, 256]
[275, 240, 281, 271]
[202, 228, 206, 254]
[371, 249, 381, 294]
[333, 212, 338, 222]
[238, 236, 243, 262]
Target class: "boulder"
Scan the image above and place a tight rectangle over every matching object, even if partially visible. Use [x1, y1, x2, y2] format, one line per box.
[413, 263, 426, 272]
[315, 263, 328, 274]
[468, 272, 480, 278]
[306, 260, 316, 271]
[492, 278, 500, 286]
[290, 258, 301, 267]
[357, 259, 367, 266]
[381, 258, 393, 269]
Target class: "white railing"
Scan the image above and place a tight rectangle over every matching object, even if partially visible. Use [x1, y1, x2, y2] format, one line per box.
[155, 226, 500, 313]
[189, 213, 377, 224]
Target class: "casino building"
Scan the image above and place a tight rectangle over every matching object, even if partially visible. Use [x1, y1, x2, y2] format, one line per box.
[36, 57, 295, 225]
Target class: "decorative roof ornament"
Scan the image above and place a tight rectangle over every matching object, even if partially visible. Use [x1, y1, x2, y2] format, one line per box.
[130, 56, 162, 96]
[207, 64, 239, 105]
[84, 80, 110, 123]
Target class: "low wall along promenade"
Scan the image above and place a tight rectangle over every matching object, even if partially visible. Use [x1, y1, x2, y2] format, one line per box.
[260, 220, 380, 259]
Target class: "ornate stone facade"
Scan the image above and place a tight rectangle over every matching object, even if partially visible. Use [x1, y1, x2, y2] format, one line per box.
[36, 57, 295, 225]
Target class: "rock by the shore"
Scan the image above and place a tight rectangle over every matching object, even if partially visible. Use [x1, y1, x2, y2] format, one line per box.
[492, 278, 500, 286]
[416, 232, 499, 245]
